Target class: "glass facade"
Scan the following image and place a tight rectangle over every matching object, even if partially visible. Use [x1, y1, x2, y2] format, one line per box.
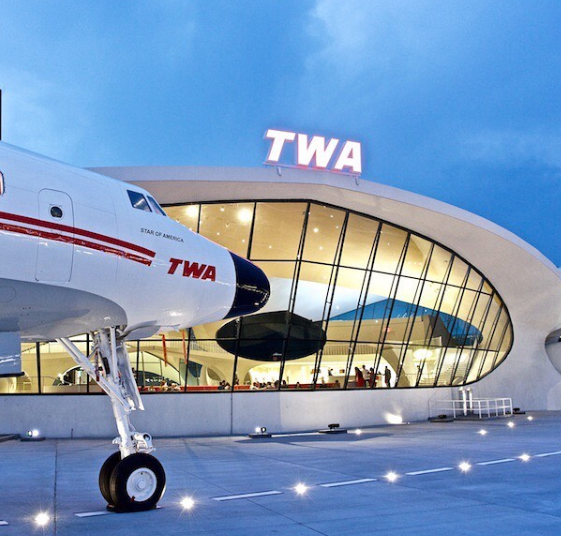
[0, 200, 513, 395]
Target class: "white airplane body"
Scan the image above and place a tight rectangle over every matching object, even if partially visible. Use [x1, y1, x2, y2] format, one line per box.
[0, 141, 270, 512]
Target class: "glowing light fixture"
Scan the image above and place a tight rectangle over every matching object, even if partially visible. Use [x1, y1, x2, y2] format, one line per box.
[181, 497, 195, 510]
[459, 462, 471, 473]
[294, 483, 308, 495]
[355, 429, 362, 435]
[527, 416, 534, 421]
[385, 471, 398, 483]
[478, 429, 488, 436]
[507, 421, 515, 428]
[27, 429, 40, 438]
[313, 227, 319, 233]
[238, 209, 252, 223]
[520, 454, 531, 462]
[385, 414, 403, 425]
[34, 513, 50, 526]
[185, 205, 198, 218]
[249, 426, 272, 439]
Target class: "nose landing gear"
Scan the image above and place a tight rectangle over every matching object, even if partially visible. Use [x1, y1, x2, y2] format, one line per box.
[58, 328, 166, 513]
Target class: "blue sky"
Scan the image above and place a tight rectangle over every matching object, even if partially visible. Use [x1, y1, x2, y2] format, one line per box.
[2, 1, 561, 264]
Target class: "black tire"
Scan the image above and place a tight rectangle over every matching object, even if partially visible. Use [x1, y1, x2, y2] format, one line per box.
[108, 453, 166, 512]
[99, 452, 121, 504]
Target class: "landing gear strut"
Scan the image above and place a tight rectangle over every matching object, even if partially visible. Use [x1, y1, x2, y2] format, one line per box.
[58, 328, 166, 512]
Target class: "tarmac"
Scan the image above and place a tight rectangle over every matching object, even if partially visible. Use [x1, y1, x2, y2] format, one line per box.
[1, 411, 561, 535]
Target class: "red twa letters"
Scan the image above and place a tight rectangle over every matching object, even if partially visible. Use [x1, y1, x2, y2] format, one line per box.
[168, 258, 216, 281]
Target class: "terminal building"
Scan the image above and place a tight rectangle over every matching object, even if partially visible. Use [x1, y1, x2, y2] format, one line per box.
[3, 162, 561, 437]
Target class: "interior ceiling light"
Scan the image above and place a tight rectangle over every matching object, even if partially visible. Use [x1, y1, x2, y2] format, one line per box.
[186, 205, 198, 218]
[238, 209, 252, 223]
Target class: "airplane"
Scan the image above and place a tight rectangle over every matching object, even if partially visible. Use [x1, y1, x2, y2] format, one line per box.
[0, 141, 270, 512]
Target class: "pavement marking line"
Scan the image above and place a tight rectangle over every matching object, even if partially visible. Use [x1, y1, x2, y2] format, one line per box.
[0, 521, 8, 526]
[534, 451, 561, 457]
[406, 467, 453, 476]
[319, 478, 377, 488]
[476, 458, 516, 466]
[75, 511, 113, 518]
[212, 491, 283, 501]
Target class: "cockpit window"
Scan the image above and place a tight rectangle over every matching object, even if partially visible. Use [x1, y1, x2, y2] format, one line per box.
[127, 190, 152, 212]
[147, 196, 167, 216]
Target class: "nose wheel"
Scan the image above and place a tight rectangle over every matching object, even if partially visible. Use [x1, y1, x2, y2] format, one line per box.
[59, 332, 166, 513]
[99, 453, 166, 512]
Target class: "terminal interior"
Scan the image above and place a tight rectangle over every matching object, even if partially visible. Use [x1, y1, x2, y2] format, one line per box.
[0, 201, 512, 395]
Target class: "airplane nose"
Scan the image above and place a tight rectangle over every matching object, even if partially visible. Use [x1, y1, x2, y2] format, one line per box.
[225, 252, 270, 319]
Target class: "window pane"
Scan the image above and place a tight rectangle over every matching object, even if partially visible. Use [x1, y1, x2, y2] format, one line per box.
[302, 204, 345, 264]
[401, 236, 432, 279]
[0, 343, 39, 394]
[181, 338, 234, 392]
[237, 353, 282, 390]
[340, 214, 379, 269]
[40, 340, 89, 393]
[251, 202, 307, 260]
[373, 224, 408, 274]
[147, 196, 167, 216]
[427, 246, 452, 284]
[447, 258, 469, 288]
[136, 338, 185, 393]
[294, 262, 333, 319]
[165, 204, 200, 232]
[127, 190, 152, 212]
[198, 203, 253, 257]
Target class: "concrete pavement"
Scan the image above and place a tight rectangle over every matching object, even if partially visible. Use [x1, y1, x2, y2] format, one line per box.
[1, 411, 561, 535]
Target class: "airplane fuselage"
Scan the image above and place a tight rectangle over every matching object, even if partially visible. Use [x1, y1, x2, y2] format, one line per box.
[0, 142, 267, 341]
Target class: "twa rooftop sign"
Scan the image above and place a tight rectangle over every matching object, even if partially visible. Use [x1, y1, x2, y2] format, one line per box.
[264, 129, 362, 176]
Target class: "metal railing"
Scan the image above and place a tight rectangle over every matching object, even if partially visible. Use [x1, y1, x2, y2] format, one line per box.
[429, 397, 512, 419]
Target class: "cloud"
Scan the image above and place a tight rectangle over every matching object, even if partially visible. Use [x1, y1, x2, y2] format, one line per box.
[305, 1, 480, 83]
[459, 129, 561, 172]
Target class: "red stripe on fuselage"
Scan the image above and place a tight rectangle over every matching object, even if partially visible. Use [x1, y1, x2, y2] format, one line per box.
[0, 211, 155, 258]
[0, 222, 152, 266]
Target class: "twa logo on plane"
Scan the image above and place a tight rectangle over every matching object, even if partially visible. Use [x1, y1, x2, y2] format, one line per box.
[168, 258, 216, 281]
[264, 129, 362, 175]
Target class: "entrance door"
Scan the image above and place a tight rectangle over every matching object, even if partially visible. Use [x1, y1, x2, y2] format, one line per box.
[35, 189, 74, 282]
